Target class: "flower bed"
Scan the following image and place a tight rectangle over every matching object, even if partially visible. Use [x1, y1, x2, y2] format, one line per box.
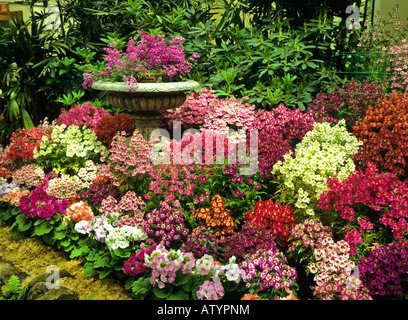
[0, 88, 407, 301]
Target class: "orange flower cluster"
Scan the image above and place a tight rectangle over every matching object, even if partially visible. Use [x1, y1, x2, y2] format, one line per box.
[1, 190, 30, 207]
[353, 92, 408, 177]
[193, 195, 235, 240]
[245, 200, 296, 246]
[241, 293, 260, 300]
[66, 201, 94, 222]
[353, 91, 408, 143]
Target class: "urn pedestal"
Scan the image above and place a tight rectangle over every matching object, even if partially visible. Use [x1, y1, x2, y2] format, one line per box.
[92, 80, 200, 140]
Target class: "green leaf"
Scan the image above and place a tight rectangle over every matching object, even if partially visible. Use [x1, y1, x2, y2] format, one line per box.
[58, 238, 71, 247]
[93, 255, 110, 269]
[53, 229, 66, 240]
[83, 261, 95, 277]
[11, 207, 21, 216]
[99, 268, 112, 279]
[181, 274, 199, 292]
[132, 276, 153, 297]
[153, 285, 173, 299]
[70, 246, 90, 259]
[112, 248, 131, 258]
[0, 209, 13, 221]
[43, 232, 55, 245]
[33, 220, 53, 236]
[21, 108, 34, 129]
[173, 271, 192, 287]
[167, 289, 189, 300]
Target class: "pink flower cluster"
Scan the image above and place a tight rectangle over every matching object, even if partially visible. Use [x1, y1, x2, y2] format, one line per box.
[18, 186, 69, 220]
[123, 239, 157, 276]
[250, 104, 315, 176]
[202, 96, 256, 135]
[142, 200, 189, 247]
[240, 248, 297, 293]
[145, 164, 206, 205]
[308, 237, 353, 279]
[164, 87, 256, 136]
[164, 88, 219, 129]
[287, 218, 332, 253]
[359, 241, 408, 296]
[92, 30, 198, 89]
[99, 130, 153, 187]
[309, 237, 372, 300]
[196, 278, 224, 300]
[126, 30, 197, 78]
[57, 103, 111, 130]
[385, 42, 408, 94]
[318, 164, 408, 240]
[309, 79, 387, 125]
[99, 191, 146, 226]
[144, 244, 196, 289]
[12, 164, 45, 189]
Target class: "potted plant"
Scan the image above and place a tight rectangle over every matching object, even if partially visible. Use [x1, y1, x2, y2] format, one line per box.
[83, 30, 200, 140]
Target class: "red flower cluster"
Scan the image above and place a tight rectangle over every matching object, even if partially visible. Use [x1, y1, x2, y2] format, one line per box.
[5, 127, 49, 166]
[94, 113, 135, 147]
[193, 194, 235, 240]
[353, 91, 408, 177]
[245, 200, 296, 246]
[0, 167, 13, 179]
[318, 164, 408, 241]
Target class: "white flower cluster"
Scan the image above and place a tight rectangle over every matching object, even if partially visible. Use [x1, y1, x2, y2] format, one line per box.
[75, 214, 148, 251]
[215, 256, 246, 283]
[272, 120, 362, 216]
[105, 225, 148, 251]
[34, 124, 106, 161]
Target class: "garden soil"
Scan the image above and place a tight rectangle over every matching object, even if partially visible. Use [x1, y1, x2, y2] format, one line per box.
[0, 221, 134, 300]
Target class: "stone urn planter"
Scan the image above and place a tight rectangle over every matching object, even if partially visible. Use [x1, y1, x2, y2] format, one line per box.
[92, 80, 200, 140]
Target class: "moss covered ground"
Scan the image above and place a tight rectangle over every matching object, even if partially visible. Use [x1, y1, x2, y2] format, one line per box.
[0, 221, 134, 300]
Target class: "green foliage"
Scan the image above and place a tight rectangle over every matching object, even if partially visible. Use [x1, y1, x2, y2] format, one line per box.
[1, 275, 29, 300]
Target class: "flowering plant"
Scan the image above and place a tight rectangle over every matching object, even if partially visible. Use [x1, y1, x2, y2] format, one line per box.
[221, 221, 277, 262]
[83, 30, 199, 89]
[18, 186, 69, 220]
[163, 87, 219, 130]
[129, 242, 246, 300]
[66, 201, 94, 222]
[309, 79, 387, 129]
[123, 239, 157, 277]
[56, 103, 111, 131]
[99, 130, 153, 192]
[272, 120, 362, 218]
[318, 164, 408, 255]
[309, 236, 372, 300]
[245, 200, 296, 247]
[353, 91, 408, 177]
[193, 195, 235, 241]
[240, 248, 298, 299]
[0, 188, 29, 207]
[287, 218, 333, 266]
[94, 112, 135, 147]
[75, 214, 148, 251]
[33, 124, 106, 175]
[78, 176, 118, 209]
[251, 104, 315, 176]
[359, 241, 408, 297]
[11, 164, 45, 189]
[142, 200, 189, 248]
[5, 127, 50, 167]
